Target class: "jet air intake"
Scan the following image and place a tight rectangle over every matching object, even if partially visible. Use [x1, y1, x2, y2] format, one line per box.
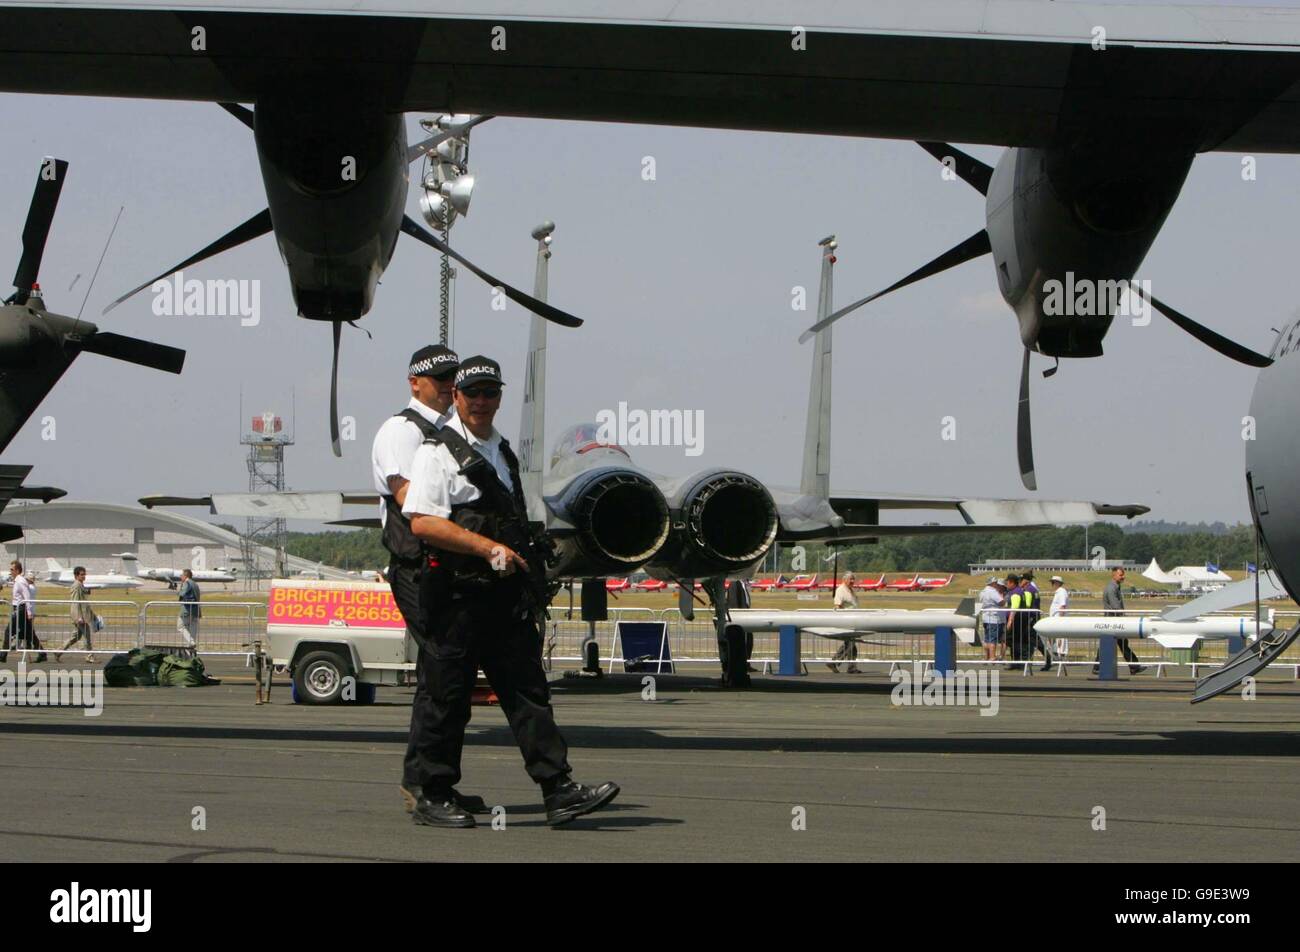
[649, 471, 779, 579]
[548, 468, 671, 578]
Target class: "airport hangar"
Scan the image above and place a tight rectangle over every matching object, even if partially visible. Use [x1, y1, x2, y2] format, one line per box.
[0, 501, 353, 582]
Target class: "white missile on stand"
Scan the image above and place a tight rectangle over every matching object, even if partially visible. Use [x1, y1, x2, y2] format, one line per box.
[727, 608, 976, 639]
[1033, 613, 1273, 643]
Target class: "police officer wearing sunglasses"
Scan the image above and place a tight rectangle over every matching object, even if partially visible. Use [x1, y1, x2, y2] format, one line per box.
[401, 355, 620, 828]
[372, 345, 491, 817]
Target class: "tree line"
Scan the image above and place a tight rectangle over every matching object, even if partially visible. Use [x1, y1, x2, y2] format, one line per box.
[278, 522, 1261, 576]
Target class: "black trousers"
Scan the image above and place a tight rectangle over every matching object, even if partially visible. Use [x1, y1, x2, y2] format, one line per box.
[1095, 638, 1141, 664]
[406, 571, 571, 793]
[390, 558, 429, 788]
[1, 611, 40, 658]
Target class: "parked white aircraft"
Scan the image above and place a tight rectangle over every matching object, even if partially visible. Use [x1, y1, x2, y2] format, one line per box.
[116, 553, 236, 588]
[43, 559, 142, 591]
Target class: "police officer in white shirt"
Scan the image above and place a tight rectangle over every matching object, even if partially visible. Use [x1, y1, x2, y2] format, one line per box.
[401, 355, 619, 829]
[371, 345, 490, 818]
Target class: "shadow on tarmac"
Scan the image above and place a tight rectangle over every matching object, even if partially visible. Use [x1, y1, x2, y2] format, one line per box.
[3, 719, 1298, 757]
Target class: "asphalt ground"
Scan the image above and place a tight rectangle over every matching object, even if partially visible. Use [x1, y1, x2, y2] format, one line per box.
[2, 659, 1299, 862]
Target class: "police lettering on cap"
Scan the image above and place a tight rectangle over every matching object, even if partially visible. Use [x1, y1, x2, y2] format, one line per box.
[408, 344, 459, 378]
[454, 355, 505, 389]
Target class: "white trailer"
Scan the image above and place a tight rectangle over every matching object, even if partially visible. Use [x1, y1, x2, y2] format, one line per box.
[264, 578, 417, 704]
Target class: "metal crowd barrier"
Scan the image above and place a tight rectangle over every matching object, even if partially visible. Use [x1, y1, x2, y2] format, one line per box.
[5, 596, 1298, 681]
[0, 598, 267, 662]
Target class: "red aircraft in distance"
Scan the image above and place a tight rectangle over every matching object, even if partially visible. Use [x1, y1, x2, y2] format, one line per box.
[917, 574, 955, 590]
[605, 578, 631, 593]
[855, 574, 887, 591]
[885, 574, 922, 592]
[634, 578, 669, 593]
[786, 575, 819, 592]
[751, 575, 787, 591]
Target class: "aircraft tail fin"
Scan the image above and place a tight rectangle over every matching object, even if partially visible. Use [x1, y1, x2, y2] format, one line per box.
[956, 596, 975, 618]
[800, 237, 836, 499]
[44, 557, 64, 575]
[518, 222, 554, 524]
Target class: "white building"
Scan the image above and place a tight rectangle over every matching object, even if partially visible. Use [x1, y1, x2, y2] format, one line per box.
[0, 501, 354, 584]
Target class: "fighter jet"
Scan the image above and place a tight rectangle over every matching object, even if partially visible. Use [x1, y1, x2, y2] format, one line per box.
[139, 226, 1147, 589]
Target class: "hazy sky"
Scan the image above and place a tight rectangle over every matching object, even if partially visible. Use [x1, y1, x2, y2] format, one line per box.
[2, 12, 1296, 529]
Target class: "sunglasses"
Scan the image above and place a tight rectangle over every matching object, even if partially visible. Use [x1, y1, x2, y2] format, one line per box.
[459, 386, 501, 400]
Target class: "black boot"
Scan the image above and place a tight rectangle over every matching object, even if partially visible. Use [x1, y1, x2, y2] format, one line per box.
[401, 782, 489, 816]
[411, 793, 476, 828]
[543, 777, 620, 827]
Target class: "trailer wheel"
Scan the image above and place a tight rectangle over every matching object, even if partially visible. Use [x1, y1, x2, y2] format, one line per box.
[293, 651, 350, 705]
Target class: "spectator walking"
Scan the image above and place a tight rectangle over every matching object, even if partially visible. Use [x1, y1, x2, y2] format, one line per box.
[177, 569, 202, 657]
[977, 576, 1005, 663]
[829, 572, 861, 673]
[56, 566, 97, 663]
[1097, 567, 1144, 675]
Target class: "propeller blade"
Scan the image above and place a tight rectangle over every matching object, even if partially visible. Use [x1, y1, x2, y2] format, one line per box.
[1147, 292, 1273, 368]
[400, 215, 582, 328]
[406, 115, 493, 164]
[799, 229, 990, 342]
[103, 208, 273, 314]
[1017, 347, 1037, 491]
[77, 332, 186, 374]
[915, 142, 993, 195]
[12, 157, 69, 300]
[329, 320, 342, 458]
[218, 102, 255, 130]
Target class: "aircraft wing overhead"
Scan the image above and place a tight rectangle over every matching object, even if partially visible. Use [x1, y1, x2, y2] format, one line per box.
[3, 2, 1300, 151]
[141, 491, 380, 521]
[770, 486, 1146, 543]
[829, 491, 1148, 522]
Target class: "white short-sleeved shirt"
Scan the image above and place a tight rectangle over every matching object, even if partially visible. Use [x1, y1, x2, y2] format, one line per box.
[833, 583, 857, 609]
[371, 398, 454, 526]
[1049, 586, 1070, 616]
[402, 416, 515, 521]
[977, 585, 1004, 624]
[10, 574, 33, 615]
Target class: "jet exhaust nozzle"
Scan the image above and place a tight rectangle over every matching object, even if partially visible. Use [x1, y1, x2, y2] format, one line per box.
[650, 471, 779, 579]
[549, 468, 671, 577]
